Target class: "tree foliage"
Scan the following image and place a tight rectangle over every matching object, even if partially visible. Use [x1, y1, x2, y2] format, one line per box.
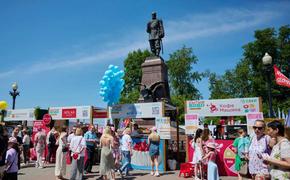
[120, 49, 151, 104]
[209, 25, 290, 117]
[166, 46, 204, 123]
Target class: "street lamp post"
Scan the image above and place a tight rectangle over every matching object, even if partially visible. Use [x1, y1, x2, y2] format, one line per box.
[262, 53, 274, 118]
[9, 82, 19, 110]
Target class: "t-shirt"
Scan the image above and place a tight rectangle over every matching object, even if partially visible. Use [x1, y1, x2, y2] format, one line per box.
[270, 139, 290, 179]
[22, 134, 30, 145]
[67, 133, 75, 144]
[70, 136, 86, 157]
[84, 131, 97, 147]
[121, 134, 132, 151]
[5, 148, 18, 173]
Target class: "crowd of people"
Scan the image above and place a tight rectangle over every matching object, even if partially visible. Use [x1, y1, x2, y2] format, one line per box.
[0, 123, 161, 180]
[190, 119, 290, 180]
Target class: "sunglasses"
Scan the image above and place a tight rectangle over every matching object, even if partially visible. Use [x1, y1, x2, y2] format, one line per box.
[253, 126, 264, 130]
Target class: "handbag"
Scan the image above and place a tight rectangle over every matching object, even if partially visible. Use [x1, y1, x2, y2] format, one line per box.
[71, 137, 83, 160]
[238, 161, 248, 176]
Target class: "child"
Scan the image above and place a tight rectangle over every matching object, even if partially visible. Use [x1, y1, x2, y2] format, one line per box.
[202, 142, 220, 180]
[190, 129, 203, 180]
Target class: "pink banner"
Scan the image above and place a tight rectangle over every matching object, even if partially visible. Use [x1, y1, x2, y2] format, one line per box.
[274, 65, 290, 88]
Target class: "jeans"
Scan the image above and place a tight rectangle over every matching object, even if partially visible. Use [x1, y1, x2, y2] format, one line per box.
[70, 157, 84, 180]
[84, 145, 95, 172]
[120, 151, 131, 175]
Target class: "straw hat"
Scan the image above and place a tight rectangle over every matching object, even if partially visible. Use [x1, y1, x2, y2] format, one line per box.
[206, 142, 216, 149]
[151, 126, 157, 132]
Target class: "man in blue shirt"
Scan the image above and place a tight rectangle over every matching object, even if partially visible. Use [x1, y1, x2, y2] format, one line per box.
[84, 125, 98, 173]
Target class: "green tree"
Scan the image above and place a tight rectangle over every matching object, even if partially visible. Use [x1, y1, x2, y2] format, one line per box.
[120, 49, 151, 104]
[166, 46, 204, 123]
[209, 25, 290, 117]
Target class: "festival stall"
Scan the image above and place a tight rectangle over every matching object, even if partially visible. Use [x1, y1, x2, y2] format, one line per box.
[110, 102, 172, 172]
[185, 97, 262, 176]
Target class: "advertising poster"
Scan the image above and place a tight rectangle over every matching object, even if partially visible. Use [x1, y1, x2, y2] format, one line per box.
[111, 102, 163, 119]
[5, 108, 35, 121]
[184, 113, 199, 134]
[49, 106, 91, 120]
[155, 117, 171, 139]
[186, 97, 260, 117]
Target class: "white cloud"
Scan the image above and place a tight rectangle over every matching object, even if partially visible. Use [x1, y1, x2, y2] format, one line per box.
[0, 3, 288, 78]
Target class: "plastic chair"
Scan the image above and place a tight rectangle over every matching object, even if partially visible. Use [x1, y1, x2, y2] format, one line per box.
[179, 163, 194, 178]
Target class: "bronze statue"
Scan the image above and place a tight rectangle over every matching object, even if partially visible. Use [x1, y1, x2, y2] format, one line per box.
[146, 12, 164, 57]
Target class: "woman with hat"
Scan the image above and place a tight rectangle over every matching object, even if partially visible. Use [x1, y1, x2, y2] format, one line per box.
[3, 137, 20, 180]
[202, 142, 220, 180]
[148, 126, 160, 177]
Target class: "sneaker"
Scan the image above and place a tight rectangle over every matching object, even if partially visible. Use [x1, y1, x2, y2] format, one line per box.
[154, 172, 160, 177]
[150, 171, 154, 176]
[117, 170, 122, 176]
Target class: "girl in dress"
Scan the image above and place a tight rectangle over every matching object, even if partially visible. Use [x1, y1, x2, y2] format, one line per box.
[202, 142, 220, 180]
[190, 129, 203, 180]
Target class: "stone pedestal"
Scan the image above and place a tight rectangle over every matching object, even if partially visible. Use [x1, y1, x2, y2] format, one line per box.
[139, 56, 170, 102]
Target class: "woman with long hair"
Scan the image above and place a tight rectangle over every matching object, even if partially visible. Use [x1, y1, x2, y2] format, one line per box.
[55, 126, 68, 180]
[190, 129, 203, 180]
[148, 126, 160, 177]
[99, 126, 115, 180]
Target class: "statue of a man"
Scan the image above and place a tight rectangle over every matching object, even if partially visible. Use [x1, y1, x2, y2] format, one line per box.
[146, 12, 164, 57]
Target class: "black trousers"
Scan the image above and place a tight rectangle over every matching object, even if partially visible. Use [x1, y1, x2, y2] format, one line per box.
[47, 144, 55, 163]
[84, 145, 95, 172]
[3, 172, 18, 180]
[23, 145, 30, 163]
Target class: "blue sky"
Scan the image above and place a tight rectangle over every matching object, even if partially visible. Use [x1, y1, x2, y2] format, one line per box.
[0, 0, 289, 109]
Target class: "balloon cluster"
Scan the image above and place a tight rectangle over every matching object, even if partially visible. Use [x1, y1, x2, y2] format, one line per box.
[99, 65, 125, 106]
[0, 101, 8, 110]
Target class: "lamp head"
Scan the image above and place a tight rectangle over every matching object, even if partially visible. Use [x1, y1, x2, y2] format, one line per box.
[12, 82, 18, 91]
[262, 52, 272, 65]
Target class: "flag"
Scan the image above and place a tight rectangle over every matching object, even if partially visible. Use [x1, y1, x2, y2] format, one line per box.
[273, 65, 290, 88]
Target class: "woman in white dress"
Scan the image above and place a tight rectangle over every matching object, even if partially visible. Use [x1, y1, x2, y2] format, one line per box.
[190, 129, 203, 180]
[55, 127, 68, 180]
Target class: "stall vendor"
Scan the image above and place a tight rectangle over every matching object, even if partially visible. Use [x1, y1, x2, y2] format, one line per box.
[131, 124, 141, 138]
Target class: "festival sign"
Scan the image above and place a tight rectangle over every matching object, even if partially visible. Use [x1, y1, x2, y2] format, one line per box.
[93, 108, 108, 118]
[111, 102, 163, 119]
[186, 97, 261, 117]
[155, 117, 171, 139]
[184, 113, 199, 134]
[49, 106, 91, 120]
[4, 108, 35, 121]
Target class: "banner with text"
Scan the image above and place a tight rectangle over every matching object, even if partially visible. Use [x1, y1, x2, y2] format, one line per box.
[155, 117, 171, 139]
[274, 65, 290, 88]
[49, 106, 91, 120]
[4, 108, 35, 121]
[186, 97, 260, 117]
[111, 102, 163, 119]
[185, 113, 199, 134]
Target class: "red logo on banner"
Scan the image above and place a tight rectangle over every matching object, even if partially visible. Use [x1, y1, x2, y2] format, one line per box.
[42, 114, 51, 125]
[274, 65, 290, 88]
[93, 110, 108, 118]
[62, 108, 77, 118]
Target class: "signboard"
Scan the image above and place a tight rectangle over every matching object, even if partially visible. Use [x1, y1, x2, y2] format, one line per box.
[93, 109, 108, 118]
[4, 108, 35, 121]
[111, 102, 163, 119]
[246, 112, 264, 136]
[42, 114, 51, 125]
[184, 113, 199, 134]
[155, 117, 170, 139]
[186, 97, 260, 117]
[49, 106, 91, 120]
